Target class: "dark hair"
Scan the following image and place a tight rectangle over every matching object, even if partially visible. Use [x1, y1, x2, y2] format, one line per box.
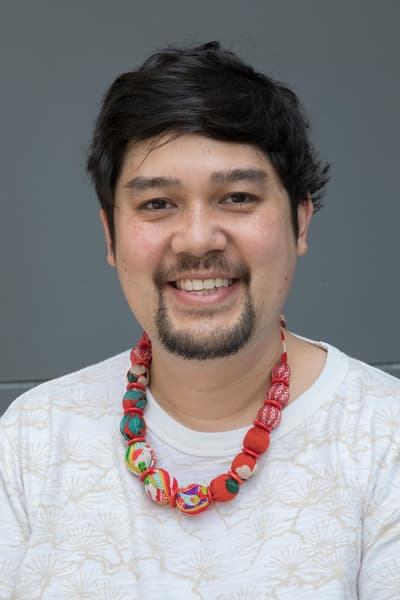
[87, 41, 329, 244]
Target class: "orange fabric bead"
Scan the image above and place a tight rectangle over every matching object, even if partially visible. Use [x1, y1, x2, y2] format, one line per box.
[243, 426, 270, 455]
[231, 452, 257, 480]
[210, 473, 240, 502]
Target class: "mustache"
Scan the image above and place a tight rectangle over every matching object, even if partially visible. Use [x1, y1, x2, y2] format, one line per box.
[153, 252, 251, 287]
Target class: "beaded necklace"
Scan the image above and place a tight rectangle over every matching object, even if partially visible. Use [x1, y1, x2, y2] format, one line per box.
[120, 327, 290, 516]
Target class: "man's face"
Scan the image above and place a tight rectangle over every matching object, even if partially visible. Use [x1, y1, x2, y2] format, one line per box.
[102, 133, 312, 359]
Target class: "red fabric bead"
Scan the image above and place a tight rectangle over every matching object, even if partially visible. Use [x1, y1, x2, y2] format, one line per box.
[210, 473, 240, 502]
[271, 361, 290, 382]
[231, 452, 257, 480]
[257, 402, 282, 430]
[243, 426, 270, 455]
[130, 333, 152, 367]
[266, 381, 289, 407]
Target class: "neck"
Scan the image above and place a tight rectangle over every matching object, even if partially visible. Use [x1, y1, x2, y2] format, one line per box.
[149, 327, 284, 432]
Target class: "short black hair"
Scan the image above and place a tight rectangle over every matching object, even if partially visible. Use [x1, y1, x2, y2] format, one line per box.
[87, 41, 329, 244]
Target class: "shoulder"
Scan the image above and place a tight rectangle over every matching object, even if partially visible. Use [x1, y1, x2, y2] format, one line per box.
[0, 350, 130, 507]
[317, 343, 400, 464]
[286, 338, 400, 447]
[340, 353, 400, 440]
[0, 350, 130, 430]
[301, 335, 400, 407]
[333, 346, 400, 406]
[0, 351, 131, 544]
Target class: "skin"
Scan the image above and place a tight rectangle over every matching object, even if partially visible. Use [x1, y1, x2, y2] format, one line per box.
[101, 133, 326, 431]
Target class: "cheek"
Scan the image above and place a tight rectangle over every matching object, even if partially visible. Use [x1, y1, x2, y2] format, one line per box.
[116, 224, 159, 275]
[114, 225, 163, 310]
[247, 218, 297, 294]
[247, 216, 294, 264]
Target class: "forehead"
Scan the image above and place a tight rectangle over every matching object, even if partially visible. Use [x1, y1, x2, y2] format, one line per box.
[117, 133, 281, 186]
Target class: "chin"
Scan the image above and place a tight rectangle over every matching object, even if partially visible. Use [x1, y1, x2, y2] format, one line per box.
[156, 310, 256, 361]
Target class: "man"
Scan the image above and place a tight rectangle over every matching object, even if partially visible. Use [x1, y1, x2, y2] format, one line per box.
[1, 42, 399, 599]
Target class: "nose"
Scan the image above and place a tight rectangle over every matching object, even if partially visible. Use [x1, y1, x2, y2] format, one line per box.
[170, 204, 228, 257]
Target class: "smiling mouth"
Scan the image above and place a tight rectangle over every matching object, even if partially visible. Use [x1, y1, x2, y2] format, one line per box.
[169, 278, 236, 292]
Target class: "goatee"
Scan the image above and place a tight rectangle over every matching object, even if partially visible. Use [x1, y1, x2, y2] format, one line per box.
[153, 253, 255, 360]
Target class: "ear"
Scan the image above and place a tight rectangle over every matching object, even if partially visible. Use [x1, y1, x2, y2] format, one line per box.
[296, 194, 313, 256]
[99, 209, 116, 267]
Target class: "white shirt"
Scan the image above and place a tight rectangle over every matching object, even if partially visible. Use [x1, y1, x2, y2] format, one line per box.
[1, 341, 400, 599]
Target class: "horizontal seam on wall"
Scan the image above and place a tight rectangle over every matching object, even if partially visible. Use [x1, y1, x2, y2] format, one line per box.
[0, 363, 399, 387]
[0, 380, 46, 389]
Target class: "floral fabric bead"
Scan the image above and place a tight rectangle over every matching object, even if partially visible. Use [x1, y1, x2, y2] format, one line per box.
[143, 468, 178, 505]
[126, 442, 156, 476]
[175, 484, 210, 515]
[210, 474, 240, 502]
[231, 452, 257, 480]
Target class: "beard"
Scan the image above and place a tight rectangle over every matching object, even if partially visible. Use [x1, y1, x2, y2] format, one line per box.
[153, 253, 256, 360]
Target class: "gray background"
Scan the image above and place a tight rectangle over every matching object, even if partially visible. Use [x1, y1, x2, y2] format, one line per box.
[1, 0, 399, 414]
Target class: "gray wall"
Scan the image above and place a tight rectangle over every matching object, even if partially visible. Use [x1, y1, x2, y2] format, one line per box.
[1, 1, 399, 414]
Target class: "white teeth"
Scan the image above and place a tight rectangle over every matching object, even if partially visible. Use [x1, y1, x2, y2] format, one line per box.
[192, 279, 203, 291]
[175, 278, 233, 291]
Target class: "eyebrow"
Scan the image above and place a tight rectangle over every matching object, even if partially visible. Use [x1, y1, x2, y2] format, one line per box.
[210, 168, 268, 185]
[123, 168, 269, 191]
[123, 176, 182, 191]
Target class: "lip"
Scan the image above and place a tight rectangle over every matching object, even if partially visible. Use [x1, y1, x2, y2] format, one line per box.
[165, 279, 241, 307]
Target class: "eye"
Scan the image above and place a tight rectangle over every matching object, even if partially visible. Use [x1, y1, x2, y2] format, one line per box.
[141, 198, 175, 211]
[222, 193, 256, 206]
